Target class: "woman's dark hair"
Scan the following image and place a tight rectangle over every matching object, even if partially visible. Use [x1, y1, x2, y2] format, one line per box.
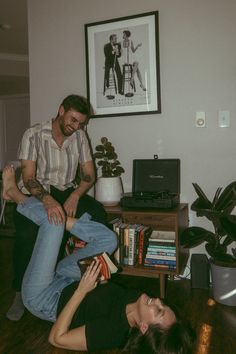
[123, 30, 131, 38]
[61, 94, 92, 117]
[122, 319, 196, 354]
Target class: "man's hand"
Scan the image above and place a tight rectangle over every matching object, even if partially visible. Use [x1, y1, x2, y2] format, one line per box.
[63, 191, 79, 217]
[43, 195, 66, 224]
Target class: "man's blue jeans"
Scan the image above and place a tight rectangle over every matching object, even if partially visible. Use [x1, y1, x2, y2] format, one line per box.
[19, 197, 117, 322]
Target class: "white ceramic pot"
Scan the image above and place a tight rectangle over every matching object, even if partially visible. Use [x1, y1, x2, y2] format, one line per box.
[210, 260, 236, 306]
[95, 176, 123, 206]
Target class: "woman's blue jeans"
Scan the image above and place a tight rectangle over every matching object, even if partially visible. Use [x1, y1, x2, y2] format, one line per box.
[19, 197, 117, 322]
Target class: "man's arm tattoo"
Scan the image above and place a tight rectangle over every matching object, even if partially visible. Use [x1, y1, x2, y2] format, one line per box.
[80, 171, 92, 183]
[25, 179, 50, 201]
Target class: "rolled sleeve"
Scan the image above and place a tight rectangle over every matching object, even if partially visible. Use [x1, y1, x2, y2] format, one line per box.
[18, 128, 38, 161]
[78, 131, 92, 164]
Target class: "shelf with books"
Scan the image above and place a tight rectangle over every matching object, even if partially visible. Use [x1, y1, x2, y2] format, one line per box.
[106, 204, 189, 298]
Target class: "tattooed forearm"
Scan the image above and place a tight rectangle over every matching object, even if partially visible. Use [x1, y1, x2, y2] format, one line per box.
[80, 172, 92, 183]
[25, 179, 50, 201]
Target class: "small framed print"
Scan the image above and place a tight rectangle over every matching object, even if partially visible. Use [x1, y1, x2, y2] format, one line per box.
[85, 11, 161, 118]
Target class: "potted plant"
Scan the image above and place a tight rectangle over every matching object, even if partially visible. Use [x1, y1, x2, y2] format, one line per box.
[93, 137, 125, 206]
[180, 182, 236, 305]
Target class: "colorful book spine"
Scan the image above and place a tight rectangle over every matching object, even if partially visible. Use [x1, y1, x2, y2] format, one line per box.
[144, 258, 176, 266]
[145, 254, 176, 260]
[123, 225, 130, 265]
[128, 225, 138, 266]
[138, 226, 152, 265]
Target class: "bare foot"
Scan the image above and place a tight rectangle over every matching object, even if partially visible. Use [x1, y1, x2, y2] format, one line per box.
[2, 165, 18, 201]
[140, 84, 147, 91]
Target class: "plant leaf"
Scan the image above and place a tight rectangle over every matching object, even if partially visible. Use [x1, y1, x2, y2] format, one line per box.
[205, 242, 227, 259]
[95, 145, 104, 152]
[220, 215, 236, 242]
[215, 182, 236, 212]
[180, 227, 215, 248]
[212, 187, 222, 207]
[94, 152, 104, 159]
[192, 183, 212, 208]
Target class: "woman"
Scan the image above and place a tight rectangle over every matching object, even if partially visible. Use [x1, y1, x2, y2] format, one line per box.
[3, 166, 195, 353]
[122, 30, 147, 92]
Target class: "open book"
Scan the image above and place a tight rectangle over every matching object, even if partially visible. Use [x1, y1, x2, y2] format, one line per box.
[77, 252, 119, 281]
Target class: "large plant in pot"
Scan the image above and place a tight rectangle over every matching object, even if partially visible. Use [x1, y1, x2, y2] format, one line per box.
[180, 182, 236, 305]
[94, 137, 125, 206]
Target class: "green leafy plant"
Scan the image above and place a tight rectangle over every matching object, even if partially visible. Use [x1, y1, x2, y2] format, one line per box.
[94, 137, 125, 177]
[180, 182, 236, 264]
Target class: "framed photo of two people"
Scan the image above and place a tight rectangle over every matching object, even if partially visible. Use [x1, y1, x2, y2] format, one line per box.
[85, 11, 161, 118]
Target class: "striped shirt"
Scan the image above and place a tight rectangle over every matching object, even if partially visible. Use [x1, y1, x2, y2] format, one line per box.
[17, 120, 92, 192]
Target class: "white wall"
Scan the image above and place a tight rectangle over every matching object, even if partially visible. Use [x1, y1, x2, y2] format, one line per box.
[0, 95, 30, 168]
[27, 0, 236, 261]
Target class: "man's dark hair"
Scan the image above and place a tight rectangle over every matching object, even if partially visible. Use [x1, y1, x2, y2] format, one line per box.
[61, 94, 92, 117]
[109, 34, 116, 41]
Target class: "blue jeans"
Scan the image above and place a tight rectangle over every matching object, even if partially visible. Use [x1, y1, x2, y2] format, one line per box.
[19, 197, 117, 322]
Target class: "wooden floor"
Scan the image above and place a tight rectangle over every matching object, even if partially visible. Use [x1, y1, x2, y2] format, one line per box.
[1, 217, 236, 354]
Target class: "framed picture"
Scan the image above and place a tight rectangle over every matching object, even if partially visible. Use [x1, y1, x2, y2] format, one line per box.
[85, 11, 161, 118]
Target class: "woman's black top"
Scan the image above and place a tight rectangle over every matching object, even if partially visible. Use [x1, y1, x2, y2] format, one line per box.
[57, 281, 141, 351]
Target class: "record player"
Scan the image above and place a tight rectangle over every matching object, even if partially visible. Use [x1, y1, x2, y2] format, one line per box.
[120, 158, 180, 209]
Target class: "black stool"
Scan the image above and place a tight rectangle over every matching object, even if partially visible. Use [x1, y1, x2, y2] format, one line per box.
[122, 64, 135, 97]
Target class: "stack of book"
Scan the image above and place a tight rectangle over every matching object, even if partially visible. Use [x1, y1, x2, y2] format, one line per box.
[78, 252, 118, 281]
[144, 230, 176, 270]
[109, 218, 152, 266]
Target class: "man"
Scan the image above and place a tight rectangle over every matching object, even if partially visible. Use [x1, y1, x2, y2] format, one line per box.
[7, 94, 107, 321]
[104, 34, 123, 95]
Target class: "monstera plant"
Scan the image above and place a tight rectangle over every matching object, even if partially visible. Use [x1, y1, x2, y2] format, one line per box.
[181, 182, 236, 265]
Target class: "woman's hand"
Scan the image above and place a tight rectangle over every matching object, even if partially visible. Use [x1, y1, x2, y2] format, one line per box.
[76, 260, 102, 296]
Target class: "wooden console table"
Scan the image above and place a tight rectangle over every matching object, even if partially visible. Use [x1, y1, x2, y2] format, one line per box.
[105, 203, 189, 298]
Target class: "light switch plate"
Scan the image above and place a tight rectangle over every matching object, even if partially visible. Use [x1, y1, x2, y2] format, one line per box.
[218, 110, 230, 127]
[196, 112, 206, 127]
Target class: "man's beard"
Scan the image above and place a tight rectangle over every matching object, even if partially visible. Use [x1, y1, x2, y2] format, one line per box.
[59, 121, 74, 136]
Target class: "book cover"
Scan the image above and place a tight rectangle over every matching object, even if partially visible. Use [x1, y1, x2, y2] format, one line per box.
[77, 252, 118, 281]
[150, 230, 175, 240]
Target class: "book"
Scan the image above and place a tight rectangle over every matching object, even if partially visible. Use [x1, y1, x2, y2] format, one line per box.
[118, 223, 128, 265]
[123, 225, 130, 265]
[145, 254, 176, 260]
[148, 241, 176, 250]
[148, 241, 176, 248]
[111, 219, 122, 264]
[147, 245, 176, 253]
[138, 226, 152, 265]
[144, 263, 176, 270]
[144, 258, 176, 266]
[77, 252, 118, 281]
[149, 230, 175, 241]
[146, 251, 176, 257]
[127, 224, 141, 266]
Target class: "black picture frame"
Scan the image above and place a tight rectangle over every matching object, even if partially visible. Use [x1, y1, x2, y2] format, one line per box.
[85, 11, 161, 118]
